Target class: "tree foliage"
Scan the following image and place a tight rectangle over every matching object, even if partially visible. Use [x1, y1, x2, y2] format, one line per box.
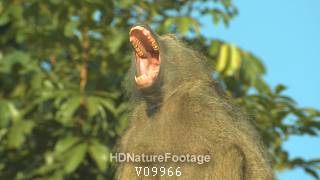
[0, 0, 319, 179]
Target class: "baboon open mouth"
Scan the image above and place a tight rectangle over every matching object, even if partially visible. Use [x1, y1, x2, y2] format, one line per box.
[129, 26, 160, 88]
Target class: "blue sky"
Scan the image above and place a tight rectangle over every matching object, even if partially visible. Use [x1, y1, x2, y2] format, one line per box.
[200, 1, 320, 179]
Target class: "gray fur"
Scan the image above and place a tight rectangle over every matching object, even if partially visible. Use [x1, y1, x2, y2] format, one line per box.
[116, 33, 275, 180]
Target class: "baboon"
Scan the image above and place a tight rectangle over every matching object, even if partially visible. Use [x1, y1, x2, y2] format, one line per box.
[115, 24, 275, 180]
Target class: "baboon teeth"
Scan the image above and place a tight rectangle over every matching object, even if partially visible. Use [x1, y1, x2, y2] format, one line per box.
[152, 44, 158, 51]
[129, 26, 159, 58]
[141, 31, 159, 52]
[129, 26, 159, 57]
[132, 40, 145, 57]
[146, 37, 158, 51]
[135, 74, 150, 85]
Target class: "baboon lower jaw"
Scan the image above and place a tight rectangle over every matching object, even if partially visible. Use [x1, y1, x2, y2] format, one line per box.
[129, 25, 160, 88]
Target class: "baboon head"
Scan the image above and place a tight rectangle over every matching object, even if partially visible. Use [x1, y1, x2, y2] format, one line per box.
[128, 24, 212, 101]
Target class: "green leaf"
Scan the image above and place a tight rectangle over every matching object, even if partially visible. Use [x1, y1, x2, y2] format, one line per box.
[57, 95, 82, 124]
[54, 135, 81, 156]
[304, 167, 319, 179]
[1, 51, 32, 73]
[64, 20, 79, 37]
[50, 0, 62, 4]
[209, 40, 220, 56]
[107, 31, 125, 53]
[99, 98, 116, 115]
[87, 96, 101, 117]
[115, 112, 129, 134]
[88, 140, 109, 171]
[64, 143, 87, 174]
[10, 5, 23, 19]
[213, 14, 220, 25]
[7, 121, 34, 148]
[0, 12, 9, 25]
[118, 0, 134, 8]
[223, 0, 232, 8]
[249, 54, 266, 74]
[178, 17, 190, 35]
[275, 84, 287, 94]
[0, 101, 11, 127]
[163, 17, 176, 30]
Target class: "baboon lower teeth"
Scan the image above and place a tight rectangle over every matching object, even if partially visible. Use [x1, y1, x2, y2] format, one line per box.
[152, 45, 158, 50]
[138, 51, 144, 56]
